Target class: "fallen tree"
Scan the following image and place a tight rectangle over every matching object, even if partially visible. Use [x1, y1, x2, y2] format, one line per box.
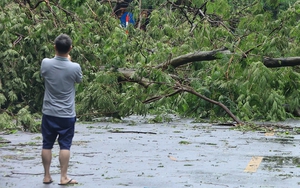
[3, 0, 299, 132]
[116, 48, 242, 125]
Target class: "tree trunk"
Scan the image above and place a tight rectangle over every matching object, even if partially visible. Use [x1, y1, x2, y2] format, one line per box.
[263, 57, 300, 68]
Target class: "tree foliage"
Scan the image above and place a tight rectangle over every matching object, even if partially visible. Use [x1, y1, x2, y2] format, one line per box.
[1, 0, 300, 131]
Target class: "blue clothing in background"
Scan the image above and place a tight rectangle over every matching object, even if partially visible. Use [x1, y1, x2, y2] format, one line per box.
[120, 12, 135, 27]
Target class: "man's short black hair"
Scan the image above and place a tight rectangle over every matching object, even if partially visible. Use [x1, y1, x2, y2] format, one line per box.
[54, 34, 72, 54]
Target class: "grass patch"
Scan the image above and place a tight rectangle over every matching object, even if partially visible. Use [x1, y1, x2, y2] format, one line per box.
[179, 140, 191, 145]
[173, 130, 183, 133]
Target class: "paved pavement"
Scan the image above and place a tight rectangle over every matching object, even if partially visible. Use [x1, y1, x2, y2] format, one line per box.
[1, 116, 300, 188]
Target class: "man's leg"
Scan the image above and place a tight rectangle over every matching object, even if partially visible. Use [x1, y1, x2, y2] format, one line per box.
[42, 149, 52, 182]
[41, 115, 56, 184]
[59, 149, 70, 182]
[59, 149, 78, 184]
[58, 117, 77, 184]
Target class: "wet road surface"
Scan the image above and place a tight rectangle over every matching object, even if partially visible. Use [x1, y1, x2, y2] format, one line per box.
[1, 117, 300, 188]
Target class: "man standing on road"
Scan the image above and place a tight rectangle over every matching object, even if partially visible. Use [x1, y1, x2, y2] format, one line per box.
[40, 34, 82, 185]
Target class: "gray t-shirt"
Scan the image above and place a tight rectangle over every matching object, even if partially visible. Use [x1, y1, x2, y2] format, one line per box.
[41, 56, 82, 118]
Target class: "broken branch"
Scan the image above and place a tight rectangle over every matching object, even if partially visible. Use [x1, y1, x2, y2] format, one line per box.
[263, 57, 300, 68]
[155, 48, 231, 70]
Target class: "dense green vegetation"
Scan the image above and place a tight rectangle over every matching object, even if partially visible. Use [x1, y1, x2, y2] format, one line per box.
[1, 0, 300, 132]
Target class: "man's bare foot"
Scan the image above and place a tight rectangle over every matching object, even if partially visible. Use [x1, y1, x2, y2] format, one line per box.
[58, 178, 78, 185]
[43, 177, 53, 184]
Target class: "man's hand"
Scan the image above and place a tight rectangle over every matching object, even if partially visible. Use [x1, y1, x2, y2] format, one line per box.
[68, 55, 71, 61]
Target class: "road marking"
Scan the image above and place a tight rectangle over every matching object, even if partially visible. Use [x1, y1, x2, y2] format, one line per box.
[244, 156, 263, 173]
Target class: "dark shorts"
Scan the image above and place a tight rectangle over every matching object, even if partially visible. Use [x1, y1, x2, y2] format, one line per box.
[41, 114, 76, 150]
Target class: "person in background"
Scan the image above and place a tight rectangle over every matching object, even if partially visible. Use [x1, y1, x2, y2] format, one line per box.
[114, 1, 135, 28]
[40, 34, 82, 185]
[120, 10, 135, 28]
[136, 6, 152, 31]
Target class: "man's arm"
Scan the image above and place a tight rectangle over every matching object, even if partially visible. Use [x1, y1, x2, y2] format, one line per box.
[75, 64, 83, 83]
